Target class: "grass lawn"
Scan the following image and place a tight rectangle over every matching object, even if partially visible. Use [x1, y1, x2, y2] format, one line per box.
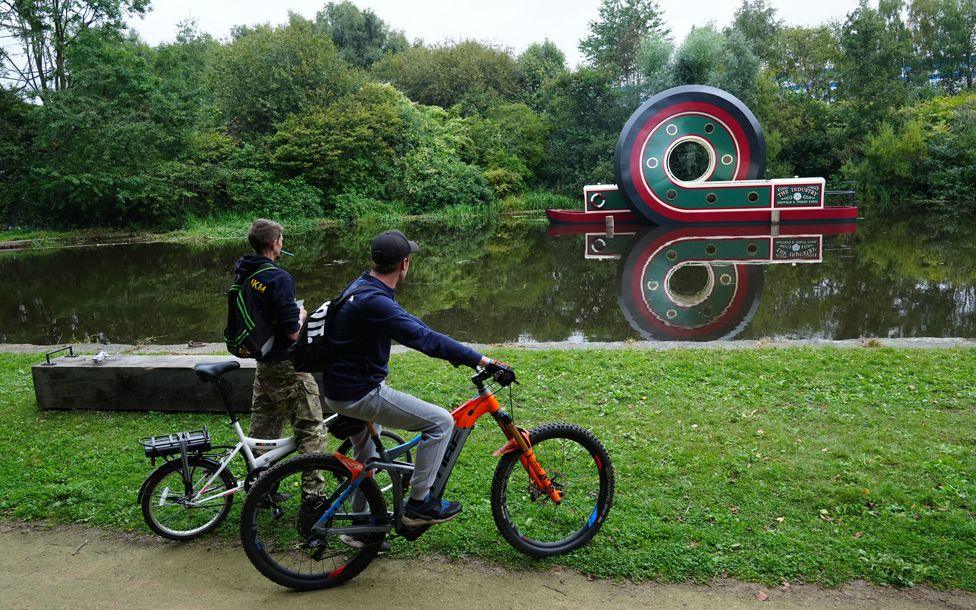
[1, 348, 974, 589]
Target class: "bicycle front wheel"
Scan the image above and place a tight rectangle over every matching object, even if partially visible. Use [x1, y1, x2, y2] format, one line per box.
[491, 422, 614, 557]
[240, 453, 387, 590]
[140, 456, 236, 541]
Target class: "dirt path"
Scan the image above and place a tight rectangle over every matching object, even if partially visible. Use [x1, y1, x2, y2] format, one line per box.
[1, 524, 972, 609]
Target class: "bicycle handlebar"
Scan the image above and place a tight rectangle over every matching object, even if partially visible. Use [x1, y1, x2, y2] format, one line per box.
[471, 361, 517, 389]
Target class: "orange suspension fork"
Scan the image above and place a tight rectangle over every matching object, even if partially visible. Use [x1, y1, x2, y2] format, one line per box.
[453, 387, 562, 504]
[488, 406, 563, 504]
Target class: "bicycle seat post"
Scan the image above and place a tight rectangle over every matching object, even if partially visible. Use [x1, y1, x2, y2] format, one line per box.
[215, 377, 239, 424]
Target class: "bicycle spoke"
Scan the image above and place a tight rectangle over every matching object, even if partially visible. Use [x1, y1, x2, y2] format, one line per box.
[501, 434, 604, 546]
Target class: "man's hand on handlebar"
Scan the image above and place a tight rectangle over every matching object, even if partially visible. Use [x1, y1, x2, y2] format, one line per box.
[477, 357, 517, 386]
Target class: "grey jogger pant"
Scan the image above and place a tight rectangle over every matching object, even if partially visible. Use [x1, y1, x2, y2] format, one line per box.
[323, 383, 454, 502]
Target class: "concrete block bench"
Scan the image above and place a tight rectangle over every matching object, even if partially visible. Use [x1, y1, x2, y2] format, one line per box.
[32, 354, 321, 414]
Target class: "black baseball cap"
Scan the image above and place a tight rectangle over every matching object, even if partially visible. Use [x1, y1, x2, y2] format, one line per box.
[370, 230, 420, 266]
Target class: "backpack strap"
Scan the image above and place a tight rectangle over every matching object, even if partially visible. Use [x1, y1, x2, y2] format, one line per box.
[228, 264, 279, 335]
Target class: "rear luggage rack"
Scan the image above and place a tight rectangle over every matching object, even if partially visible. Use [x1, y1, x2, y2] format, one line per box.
[139, 428, 211, 459]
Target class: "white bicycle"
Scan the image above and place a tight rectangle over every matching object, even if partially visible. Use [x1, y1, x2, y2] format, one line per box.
[137, 361, 409, 541]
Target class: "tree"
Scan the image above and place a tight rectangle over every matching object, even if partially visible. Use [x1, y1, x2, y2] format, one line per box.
[0, 0, 149, 97]
[210, 19, 357, 137]
[579, 0, 669, 85]
[672, 25, 724, 86]
[24, 30, 199, 226]
[636, 35, 672, 95]
[314, 1, 406, 69]
[771, 25, 840, 100]
[729, 0, 781, 64]
[669, 26, 759, 108]
[543, 67, 638, 192]
[908, 0, 976, 92]
[836, 0, 913, 130]
[465, 102, 550, 195]
[372, 40, 519, 108]
[718, 30, 760, 108]
[270, 83, 409, 198]
[0, 85, 30, 219]
[515, 40, 566, 108]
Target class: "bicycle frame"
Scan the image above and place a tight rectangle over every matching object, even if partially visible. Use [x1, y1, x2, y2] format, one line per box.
[184, 413, 339, 507]
[311, 377, 561, 541]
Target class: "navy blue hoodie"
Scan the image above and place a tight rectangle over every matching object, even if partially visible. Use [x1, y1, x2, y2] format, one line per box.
[233, 254, 300, 362]
[322, 272, 483, 401]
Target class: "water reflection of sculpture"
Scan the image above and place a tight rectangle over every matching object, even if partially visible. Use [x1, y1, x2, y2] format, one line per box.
[553, 223, 857, 341]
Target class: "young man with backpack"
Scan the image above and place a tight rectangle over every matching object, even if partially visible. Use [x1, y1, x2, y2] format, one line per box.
[232, 219, 328, 497]
[321, 229, 509, 542]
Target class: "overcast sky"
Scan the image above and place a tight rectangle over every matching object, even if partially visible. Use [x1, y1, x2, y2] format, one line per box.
[128, 0, 861, 66]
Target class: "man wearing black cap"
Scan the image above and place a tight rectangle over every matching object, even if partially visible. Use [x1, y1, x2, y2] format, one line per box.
[321, 230, 503, 540]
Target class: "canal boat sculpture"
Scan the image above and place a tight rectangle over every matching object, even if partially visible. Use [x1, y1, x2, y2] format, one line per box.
[546, 85, 858, 225]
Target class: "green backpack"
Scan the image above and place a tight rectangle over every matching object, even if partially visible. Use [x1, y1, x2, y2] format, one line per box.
[224, 264, 277, 359]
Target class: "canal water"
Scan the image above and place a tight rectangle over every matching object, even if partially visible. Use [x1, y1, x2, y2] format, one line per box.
[2, 218, 974, 345]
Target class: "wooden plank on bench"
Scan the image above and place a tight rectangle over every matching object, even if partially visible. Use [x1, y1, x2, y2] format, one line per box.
[32, 355, 264, 413]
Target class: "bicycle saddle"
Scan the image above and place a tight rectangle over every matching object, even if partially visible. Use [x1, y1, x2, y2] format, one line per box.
[193, 361, 241, 382]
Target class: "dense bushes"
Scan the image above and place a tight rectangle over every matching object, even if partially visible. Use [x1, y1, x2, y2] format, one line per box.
[2, 0, 975, 230]
[845, 95, 976, 212]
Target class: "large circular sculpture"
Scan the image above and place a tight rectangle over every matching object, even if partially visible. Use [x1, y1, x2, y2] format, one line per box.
[616, 225, 765, 341]
[615, 85, 768, 225]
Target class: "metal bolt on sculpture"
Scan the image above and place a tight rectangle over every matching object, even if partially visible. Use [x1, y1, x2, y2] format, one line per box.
[547, 85, 858, 225]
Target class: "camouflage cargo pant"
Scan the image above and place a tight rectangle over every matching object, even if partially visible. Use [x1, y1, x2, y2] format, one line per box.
[250, 360, 328, 496]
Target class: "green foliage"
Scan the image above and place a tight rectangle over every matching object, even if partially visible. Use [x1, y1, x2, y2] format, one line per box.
[16, 30, 196, 226]
[543, 68, 637, 194]
[500, 190, 578, 212]
[672, 26, 724, 85]
[396, 147, 495, 213]
[770, 26, 840, 100]
[5, 0, 976, 230]
[465, 102, 550, 196]
[372, 40, 519, 108]
[907, 0, 976, 93]
[331, 191, 406, 223]
[515, 41, 567, 109]
[579, 0, 670, 85]
[271, 83, 410, 198]
[636, 36, 673, 95]
[210, 19, 357, 137]
[0, 88, 31, 221]
[836, 1, 913, 133]
[0, 0, 150, 97]
[759, 90, 842, 179]
[227, 170, 323, 219]
[845, 93, 976, 211]
[313, 1, 407, 69]
[729, 0, 782, 64]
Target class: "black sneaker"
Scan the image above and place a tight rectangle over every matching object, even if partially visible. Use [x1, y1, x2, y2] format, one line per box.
[402, 495, 462, 527]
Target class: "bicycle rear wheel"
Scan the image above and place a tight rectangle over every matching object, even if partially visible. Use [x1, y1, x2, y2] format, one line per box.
[240, 453, 388, 590]
[140, 456, 236, 541]
[490, 422, 614, 557]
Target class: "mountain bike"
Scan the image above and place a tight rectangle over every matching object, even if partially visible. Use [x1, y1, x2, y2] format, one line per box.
[239, 364, 615, 590]
[137, 361, 409, 541]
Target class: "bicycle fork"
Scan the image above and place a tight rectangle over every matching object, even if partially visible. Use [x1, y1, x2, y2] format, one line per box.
[491, 411, 563, 504]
